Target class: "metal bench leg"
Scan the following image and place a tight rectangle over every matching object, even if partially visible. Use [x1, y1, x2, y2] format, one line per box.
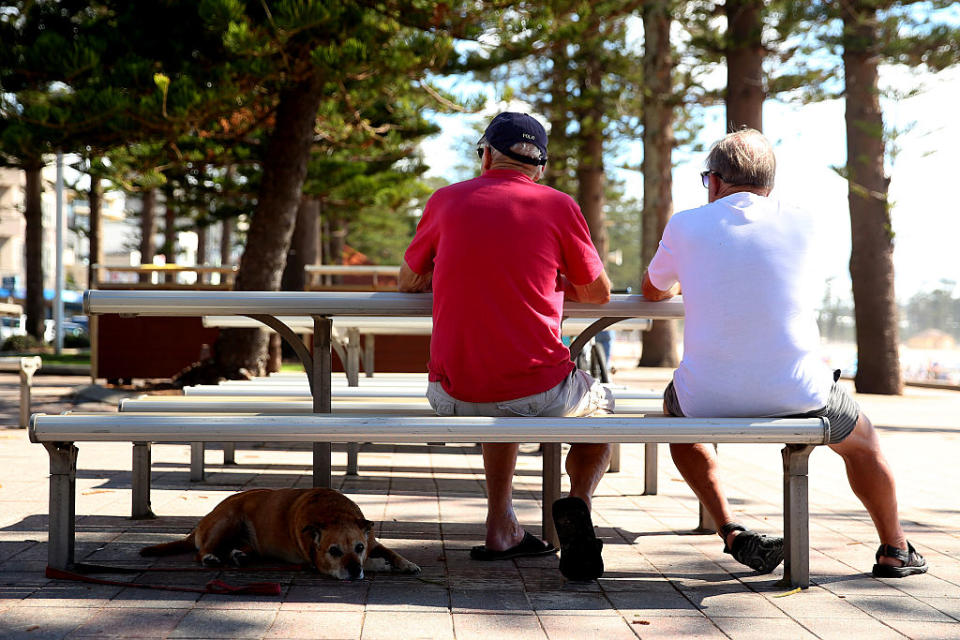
[363, 334, 375, 377]
[346, 443, 359, 476]
[222, 442, 236, 465]
[541, 442, 562, 548]
[779, 444, 815, 589]
[44, 442, 78, 570]
[313, 316, 333, 488]
[345, 327, 361, 477]
[608, 443, 621, 473]
[190, 443, 204, 482]
[18, 357, 41, 429]
[131, 442, 155, 519]
[346, 328, 361, 386]
[643, 443, 658, 494]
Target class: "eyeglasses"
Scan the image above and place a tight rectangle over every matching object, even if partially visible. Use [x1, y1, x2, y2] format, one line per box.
[700, 170, 719, 188]
[476, 136, 487, 160]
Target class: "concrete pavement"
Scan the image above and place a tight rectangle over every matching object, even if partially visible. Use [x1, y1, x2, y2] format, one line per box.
[1, 364, 959, 639]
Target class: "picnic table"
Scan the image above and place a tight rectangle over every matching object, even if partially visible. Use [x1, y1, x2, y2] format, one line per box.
[85, 290, 684, 486]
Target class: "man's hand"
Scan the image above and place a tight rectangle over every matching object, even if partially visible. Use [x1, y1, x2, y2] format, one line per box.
[398, 258, 433, 293]
[641, 271, 680, 301]
[563, 270, 611, 304]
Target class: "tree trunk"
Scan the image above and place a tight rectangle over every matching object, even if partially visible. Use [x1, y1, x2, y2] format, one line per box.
[139, 188, 156, 283]
[280, 195, 320, 293]
[196, 224, 207, 283]
[87, 175, 103, 289]
[638, 1, 680, 368]
[574, 50, 608, 261]
[842, 3, 902, 395]
[544, 43, 573, 194]
[328, 216, 347, 285]
[24, 164, 45, 340]
[725, 0, 765, 131]
[163, 187, 176, 283]
[196, 225, 207, 265]
[213, 75, 324, 376]
[220, 217, 233, 265]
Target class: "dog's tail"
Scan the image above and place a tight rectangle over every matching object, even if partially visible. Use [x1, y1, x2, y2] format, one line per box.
[140, 532, 196, 557]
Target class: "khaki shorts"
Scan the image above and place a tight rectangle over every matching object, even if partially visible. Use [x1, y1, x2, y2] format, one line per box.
[426, 370, 614, 417]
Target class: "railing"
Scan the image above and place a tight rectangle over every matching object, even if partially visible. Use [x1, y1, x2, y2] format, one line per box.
[91, 264, 238, 290]
[304, 264, 400, 291]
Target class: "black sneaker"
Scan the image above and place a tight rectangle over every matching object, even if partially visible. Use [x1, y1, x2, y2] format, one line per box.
[725, 530, 784, 574]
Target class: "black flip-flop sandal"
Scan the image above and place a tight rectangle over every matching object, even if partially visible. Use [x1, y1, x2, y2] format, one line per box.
[872, 542, 928, 578]
[720, 522, 784, 574]
[470, 531, 557, 561]
[552, 497, 604, 581]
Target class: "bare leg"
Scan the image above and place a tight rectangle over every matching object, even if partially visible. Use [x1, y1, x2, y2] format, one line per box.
[828, 412, 907, 566]
[669, 442, 739, 544]
[481, 442, 524, 551]
[566, 443, 612, 509]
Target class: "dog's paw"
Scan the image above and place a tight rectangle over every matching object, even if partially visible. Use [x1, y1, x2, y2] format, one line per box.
[229, 549, 249, 566]
[201, 553, 222, 567]
[394, 559, 421, 575]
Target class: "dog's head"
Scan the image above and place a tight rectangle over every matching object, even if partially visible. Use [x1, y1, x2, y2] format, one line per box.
[301, 518, 374, 580]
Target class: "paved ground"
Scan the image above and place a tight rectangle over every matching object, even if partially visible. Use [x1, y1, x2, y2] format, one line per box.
[1, 362, 959, 639]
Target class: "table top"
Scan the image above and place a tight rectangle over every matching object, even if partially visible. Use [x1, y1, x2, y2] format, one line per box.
[200, 315, 654, 335]
[85, 290, 684, 319]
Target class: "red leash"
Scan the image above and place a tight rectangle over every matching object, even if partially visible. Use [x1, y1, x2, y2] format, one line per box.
[44, 562, 307, 596]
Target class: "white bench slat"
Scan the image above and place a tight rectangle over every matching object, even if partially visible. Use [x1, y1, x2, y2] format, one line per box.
[120, 399, 439, 414]
[180, 385, 665, 400]
[30, 413, 829, 445]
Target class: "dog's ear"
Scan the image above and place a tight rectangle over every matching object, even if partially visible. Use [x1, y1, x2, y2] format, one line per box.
[302, 524, 324, 544]
[358, 518, 374, 533]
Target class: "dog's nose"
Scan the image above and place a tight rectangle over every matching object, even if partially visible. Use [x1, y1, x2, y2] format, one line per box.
[346, 560, 363, 580]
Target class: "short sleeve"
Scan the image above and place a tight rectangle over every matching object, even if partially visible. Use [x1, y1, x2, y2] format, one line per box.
[559, 200, 604, 285]
[647, 220, 679, 291]
[403, 197, 439, 275]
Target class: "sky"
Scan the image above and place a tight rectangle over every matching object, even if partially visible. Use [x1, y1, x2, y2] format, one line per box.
[419, 61, 960, 306]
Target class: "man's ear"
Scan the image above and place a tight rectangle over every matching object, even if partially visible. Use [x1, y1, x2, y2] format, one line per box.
[481, 147, 492, 171]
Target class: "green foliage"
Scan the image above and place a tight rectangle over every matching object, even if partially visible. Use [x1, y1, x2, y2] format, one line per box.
[1, 334, 44, 352]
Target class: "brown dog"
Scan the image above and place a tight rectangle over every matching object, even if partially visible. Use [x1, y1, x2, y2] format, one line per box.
[140, 488, 420, 580]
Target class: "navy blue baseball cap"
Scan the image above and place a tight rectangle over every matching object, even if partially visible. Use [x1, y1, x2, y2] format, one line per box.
[480, 112, 548, 166]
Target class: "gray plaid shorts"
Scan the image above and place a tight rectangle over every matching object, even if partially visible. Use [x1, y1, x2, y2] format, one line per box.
[663, 369, 859, 444]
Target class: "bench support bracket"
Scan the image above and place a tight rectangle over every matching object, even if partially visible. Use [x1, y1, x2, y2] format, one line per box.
[44, 442, 78, 570]
[779, 444, 816, 589]
[542, 442, 562, 548]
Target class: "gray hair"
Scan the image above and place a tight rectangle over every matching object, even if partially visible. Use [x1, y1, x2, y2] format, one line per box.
[482, 139, 545, 179]
[705, 128, 776, 188]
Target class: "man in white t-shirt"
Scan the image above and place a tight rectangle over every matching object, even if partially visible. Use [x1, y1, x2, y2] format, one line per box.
[642, 129, 927, 579]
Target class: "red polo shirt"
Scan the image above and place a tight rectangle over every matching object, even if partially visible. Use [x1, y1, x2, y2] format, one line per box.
[404, 169, 603, 402]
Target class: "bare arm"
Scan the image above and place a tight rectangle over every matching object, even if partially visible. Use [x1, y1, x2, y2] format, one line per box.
[563, 269, 612, 304]
[641, 271, 680, 301]
[398, 258, 432, 293]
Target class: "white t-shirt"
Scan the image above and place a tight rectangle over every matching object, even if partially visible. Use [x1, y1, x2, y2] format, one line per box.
[647, 192, 833, 418]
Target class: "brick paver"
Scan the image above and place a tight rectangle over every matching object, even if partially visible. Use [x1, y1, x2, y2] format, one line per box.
[1, 364, 958, 639]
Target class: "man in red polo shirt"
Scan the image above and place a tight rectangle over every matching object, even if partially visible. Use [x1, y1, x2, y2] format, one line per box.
[399, 112, 614, 581]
